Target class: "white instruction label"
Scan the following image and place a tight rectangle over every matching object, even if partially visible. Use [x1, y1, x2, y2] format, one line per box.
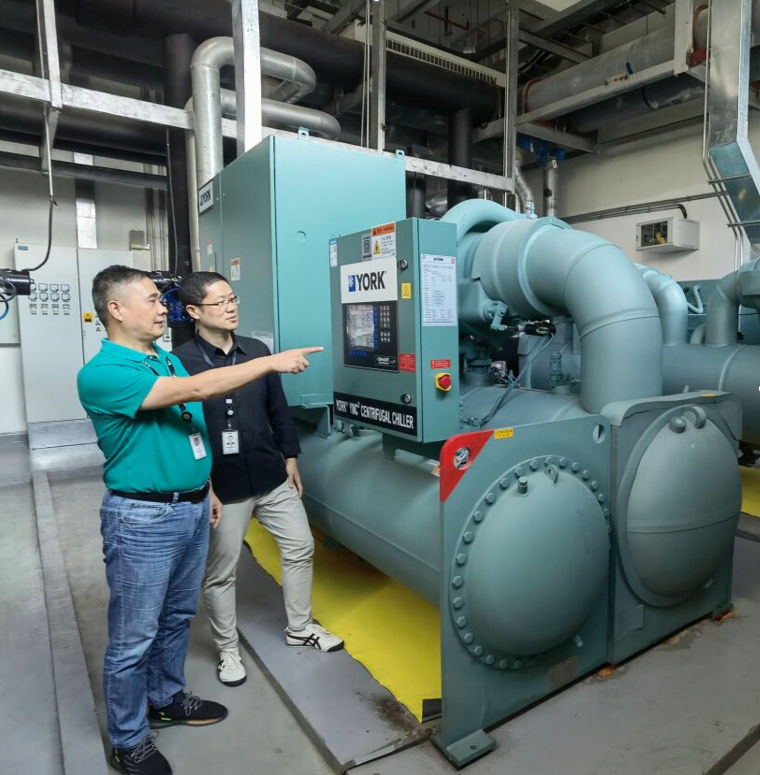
[230, 258, 241, 282]
[329, 238, 338, 268]
[370, 223, 396, 260]
[421, 254, 457, 327]
[340, 258, 398, 304]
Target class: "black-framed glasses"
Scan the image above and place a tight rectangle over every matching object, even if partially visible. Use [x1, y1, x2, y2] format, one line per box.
[194, 295, 240, 309]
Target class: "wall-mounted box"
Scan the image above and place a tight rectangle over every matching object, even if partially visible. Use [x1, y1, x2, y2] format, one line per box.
[636, 217, 700, 253]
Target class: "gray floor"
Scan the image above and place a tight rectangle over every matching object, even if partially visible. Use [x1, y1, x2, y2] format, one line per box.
[49, 473, 334, 775]
[5, 436, 760, 775]
[0, 482, 64, 775]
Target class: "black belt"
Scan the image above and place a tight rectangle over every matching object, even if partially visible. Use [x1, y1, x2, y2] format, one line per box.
[111, 481, 210, 504]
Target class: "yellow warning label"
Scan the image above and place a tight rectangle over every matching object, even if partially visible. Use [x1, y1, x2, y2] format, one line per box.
[494, 427, 514, 440]
[702, 393, 716, 397]
[401, 282, 412, 299]
[373, 241, 381, 255]
[83, 312, 94, 323]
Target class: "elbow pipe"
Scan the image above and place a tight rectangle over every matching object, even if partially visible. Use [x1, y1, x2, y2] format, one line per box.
[471, 216, 663, 413]
[705, 258, 760, 346]
[191, 37, 322, 184]
[260, 99, 341, 139]
[635, 264, 689, 346]
[442, 199, 526, 281]
[191, 36, 233, 186]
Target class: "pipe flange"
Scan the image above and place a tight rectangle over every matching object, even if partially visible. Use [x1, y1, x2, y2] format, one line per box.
[449, 455, 608, 669]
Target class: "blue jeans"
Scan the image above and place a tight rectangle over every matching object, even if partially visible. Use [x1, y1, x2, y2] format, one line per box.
[100, 491, 210, 749]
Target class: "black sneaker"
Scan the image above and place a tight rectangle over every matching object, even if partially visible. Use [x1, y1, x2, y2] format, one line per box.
[148, 692, 228, 729]
[109, 736, 171, 775]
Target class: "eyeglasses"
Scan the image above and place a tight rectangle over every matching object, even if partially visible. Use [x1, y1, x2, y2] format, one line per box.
[194, 296, 240, 310]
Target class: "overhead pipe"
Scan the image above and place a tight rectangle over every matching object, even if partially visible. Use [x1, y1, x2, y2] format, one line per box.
[191, 37, 334, 186]
[0, 97, 166, 159]
[164, 33, 196, 287]
[544, 5, 760, 134]
[52, 0, 498, 120]
[447, 107, 474, 208]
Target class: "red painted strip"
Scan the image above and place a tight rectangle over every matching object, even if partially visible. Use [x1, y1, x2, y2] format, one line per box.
[439, 430, 492, 503]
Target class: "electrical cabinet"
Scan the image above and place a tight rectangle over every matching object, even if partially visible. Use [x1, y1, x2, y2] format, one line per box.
[636, 217, 700, 253]
[199, 135, 406, 408]
[13, 244, 135, 442]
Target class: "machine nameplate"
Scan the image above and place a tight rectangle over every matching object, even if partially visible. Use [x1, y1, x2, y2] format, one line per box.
[334, 391, 417, 436]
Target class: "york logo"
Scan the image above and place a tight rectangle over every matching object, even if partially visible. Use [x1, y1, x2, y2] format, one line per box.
[348, 270, 386, 292]
[199, 189, 212, 207]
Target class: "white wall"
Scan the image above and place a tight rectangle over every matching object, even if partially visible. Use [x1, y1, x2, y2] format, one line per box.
[534, 120, 757, 283]
[0, 160, 156, 436]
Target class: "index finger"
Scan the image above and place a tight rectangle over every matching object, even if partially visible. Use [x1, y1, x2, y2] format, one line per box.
[300, 347, 324, 355]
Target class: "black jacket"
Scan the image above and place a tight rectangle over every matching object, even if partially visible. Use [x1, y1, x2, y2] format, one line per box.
[173, 334, 300, 503]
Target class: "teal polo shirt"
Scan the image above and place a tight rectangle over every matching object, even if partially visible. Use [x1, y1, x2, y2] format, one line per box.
[78, 340, 212, 493]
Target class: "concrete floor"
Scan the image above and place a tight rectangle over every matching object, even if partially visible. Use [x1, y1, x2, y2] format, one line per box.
[0, 482, 63, 775]
[4, 437, 760, 775]
[49, 473, 334, 775]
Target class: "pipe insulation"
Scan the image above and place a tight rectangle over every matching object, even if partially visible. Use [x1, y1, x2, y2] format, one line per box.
[444, 201, 663, 413]
[191, 38, 339, 186]
[635, 264, 689, 346]
[55, 0, 499, 120]
[514, 152, 536, 217]
[705, 259, 760, 346]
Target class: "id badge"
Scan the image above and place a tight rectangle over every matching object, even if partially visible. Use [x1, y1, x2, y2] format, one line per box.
[189, 433, 207, 460]
[222, 430, 240, 455]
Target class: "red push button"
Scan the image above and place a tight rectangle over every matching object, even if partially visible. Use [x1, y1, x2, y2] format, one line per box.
[435, 372, 453, 392]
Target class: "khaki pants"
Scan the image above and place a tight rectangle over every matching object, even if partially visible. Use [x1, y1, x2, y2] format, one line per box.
[204, 479, 315, 652]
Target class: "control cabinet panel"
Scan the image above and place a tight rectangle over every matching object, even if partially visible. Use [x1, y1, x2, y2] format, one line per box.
[331, 218, 459, 443]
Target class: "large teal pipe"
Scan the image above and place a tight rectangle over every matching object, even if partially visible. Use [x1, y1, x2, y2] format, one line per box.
[705, 258, 760, 346]
[471, 216, 663, 413]
[300, 386, 586, 604]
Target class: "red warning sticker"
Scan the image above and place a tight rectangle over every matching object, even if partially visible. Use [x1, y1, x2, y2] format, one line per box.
[430, 359, 451, 369]
[400, 353, 417, 372]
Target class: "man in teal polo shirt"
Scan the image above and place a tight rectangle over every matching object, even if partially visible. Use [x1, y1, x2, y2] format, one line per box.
[78, 266, 320, 775]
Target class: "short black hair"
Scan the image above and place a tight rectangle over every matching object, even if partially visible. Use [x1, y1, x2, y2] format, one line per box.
[178, 271, 230, 306]
[92, 265, 148, 324]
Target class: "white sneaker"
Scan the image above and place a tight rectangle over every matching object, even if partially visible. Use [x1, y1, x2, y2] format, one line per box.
[285, 622, 344, 653]
[217, 648, 247, 686]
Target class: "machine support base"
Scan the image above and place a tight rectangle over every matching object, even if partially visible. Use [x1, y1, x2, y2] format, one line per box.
[433, 729, 495, 768]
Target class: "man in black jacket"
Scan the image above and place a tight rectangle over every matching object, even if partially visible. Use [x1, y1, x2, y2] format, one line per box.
[174, 272, 343, 687]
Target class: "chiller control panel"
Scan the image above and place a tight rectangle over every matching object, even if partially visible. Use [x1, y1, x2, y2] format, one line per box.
[330, 218, 459, 443]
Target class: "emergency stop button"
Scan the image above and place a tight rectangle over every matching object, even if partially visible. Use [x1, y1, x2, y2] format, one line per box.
[435, 373, 452, 392]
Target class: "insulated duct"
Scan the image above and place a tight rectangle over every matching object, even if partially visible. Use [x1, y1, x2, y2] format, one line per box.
[444, 201, 663, 413]
[53, 0, 499, 121]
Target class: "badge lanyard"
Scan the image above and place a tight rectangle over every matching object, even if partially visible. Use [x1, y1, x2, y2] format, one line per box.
[144, 354, 208, 461]
[195, 339, 241, 455]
